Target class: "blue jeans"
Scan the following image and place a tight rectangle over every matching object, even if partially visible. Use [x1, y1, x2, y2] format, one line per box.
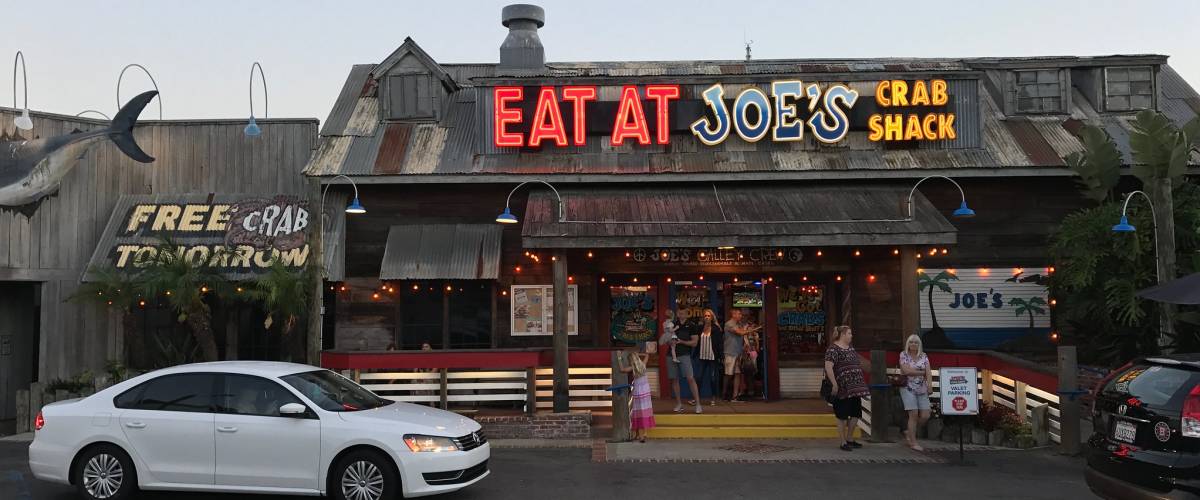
[695, 358, 721, 399]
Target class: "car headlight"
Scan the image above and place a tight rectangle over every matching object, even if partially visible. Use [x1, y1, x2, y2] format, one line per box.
[403, 434, 459, 453]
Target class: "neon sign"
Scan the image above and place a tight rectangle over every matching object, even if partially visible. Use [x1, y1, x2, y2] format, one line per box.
[491, 80, 955, 148]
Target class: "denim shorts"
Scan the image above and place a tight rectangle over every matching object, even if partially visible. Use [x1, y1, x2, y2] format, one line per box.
[900, 388, 931, 411]
[667, 357, 695, 380]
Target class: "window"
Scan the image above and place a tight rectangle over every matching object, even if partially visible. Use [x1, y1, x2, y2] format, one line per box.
[281, 370, 394, 412]
[1104, 364, 1200, 408]
[1014, 69, 1063, 113]
[218, 374, 306, 417]
[449, 285, 493, 349]
[116, 373, 217, 413]
[1105, 66, 1154, 111]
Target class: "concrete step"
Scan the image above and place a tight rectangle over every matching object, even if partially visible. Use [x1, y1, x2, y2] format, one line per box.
[654, 413, 837, 427]
[647, 425, 857, 439]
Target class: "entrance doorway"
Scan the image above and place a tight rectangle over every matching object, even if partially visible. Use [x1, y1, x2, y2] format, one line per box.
[0, 283, 39, 435]
[668, 278, 769, 402]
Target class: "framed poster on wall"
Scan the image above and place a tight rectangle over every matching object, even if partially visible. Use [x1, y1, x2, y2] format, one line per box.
[511, 285, 578, 336]
[610, 285, 656, 344]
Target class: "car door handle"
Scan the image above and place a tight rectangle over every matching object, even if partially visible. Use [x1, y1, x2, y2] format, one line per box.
[124, 422, 146, 429]
[217, 426, 238, 433]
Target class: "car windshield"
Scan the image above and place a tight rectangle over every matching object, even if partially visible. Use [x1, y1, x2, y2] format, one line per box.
[281, 370, 393, 412]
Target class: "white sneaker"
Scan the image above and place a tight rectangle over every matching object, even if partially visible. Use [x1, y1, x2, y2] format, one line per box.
[695, 404, 703, 414]
[673, 404, 683, 413]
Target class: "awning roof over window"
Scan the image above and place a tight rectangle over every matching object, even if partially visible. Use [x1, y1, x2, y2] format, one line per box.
[380, 224, 503, 280]
[520, 184, 958, 248]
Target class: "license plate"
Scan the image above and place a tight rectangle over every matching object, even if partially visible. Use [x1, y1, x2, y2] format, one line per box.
[1113, 420, 1137, 443]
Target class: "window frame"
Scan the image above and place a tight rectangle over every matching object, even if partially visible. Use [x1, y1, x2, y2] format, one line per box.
[1012, 68, 1066, 115]
[112, 372, 221, 414]
[1103, 65, 1156, 112]
[216, 373, 317, 419]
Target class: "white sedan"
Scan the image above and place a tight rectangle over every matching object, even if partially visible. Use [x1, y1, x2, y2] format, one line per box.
[28, 361, 490, 500]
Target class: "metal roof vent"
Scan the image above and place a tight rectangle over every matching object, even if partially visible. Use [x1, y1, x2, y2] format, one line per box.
[499, 4, 545, 70]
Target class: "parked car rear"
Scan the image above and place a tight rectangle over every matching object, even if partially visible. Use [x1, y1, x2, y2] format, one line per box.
[1086, 355, 1200, 499]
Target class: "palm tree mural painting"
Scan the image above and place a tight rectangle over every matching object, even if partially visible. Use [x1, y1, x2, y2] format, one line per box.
[1009, 297, 1048, 338]
[917, 271, 958, 347]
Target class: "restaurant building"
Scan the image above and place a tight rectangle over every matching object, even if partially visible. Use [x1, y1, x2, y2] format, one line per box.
[308, 4, 1200, 400]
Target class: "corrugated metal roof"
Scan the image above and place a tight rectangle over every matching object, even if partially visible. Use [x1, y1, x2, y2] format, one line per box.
[379, 224, 502, 280]
[320, 65, 374, 137]
[520, 184, 956, 248]
[304, 46, 1200, 179]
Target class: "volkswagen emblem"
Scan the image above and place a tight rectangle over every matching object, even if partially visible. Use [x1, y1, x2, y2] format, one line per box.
[471, 432, 479, 444]
[1118, 404, 1128, 415]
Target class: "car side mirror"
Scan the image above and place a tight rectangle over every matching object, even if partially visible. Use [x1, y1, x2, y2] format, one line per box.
[279, 403, 307, 416]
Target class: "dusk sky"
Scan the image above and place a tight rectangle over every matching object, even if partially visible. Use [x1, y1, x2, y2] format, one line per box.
[5, 0, 1198, 122]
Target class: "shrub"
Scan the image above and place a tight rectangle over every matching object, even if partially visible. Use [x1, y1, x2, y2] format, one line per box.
[975, 403, 1019, 432]
[44, 371, 94, 394]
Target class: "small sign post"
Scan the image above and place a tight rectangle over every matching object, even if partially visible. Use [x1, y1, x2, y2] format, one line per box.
[939, 367, 980, 466]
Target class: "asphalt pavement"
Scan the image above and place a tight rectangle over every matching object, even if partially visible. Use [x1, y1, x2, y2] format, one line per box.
[0, 441, 1094, 499]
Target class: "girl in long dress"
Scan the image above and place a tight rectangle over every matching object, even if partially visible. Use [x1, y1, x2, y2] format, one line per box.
[621, 348, 656, 442]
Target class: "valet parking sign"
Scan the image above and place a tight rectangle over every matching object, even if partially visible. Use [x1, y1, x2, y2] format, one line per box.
[939, 367, 980, 416]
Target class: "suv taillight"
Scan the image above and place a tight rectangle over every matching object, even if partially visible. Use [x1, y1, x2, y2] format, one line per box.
[34, 411, 44, 431]
[1182, 385, 1200, 438]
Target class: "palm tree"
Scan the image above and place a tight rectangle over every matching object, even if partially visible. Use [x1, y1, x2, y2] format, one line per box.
[70, 266, 146, 367]
[917, 271, 958, 333]
[136, 239, 230, 362]
[1009, 297, 1048, 338]
[244, 258, 314, 362]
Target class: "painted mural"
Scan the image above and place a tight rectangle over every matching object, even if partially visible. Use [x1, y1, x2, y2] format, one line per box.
[918, 268, 1051, 348]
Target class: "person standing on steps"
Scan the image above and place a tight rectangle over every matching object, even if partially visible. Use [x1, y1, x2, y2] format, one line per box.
[824, 325, 869, 451]
[667, 309, 703, 414]
[693, 308, 723, 407]
[900, 334, 933, 451]
[723, 309, 750, 402]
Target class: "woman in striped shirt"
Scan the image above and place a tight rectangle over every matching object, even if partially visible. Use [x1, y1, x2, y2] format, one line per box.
[694, 308, 724, 407]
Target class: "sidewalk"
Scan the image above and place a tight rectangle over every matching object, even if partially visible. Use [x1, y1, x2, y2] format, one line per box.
[602, 438, 1001, 463]
[0, 434, 32, 443]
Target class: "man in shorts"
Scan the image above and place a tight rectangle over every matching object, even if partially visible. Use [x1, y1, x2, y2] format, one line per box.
[668, 310, 703, 413]
[723, 309, 749, 401]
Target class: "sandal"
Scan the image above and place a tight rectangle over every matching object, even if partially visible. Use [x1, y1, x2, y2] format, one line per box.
[673, 404, 684, 413]
[909, 444, 925, 452]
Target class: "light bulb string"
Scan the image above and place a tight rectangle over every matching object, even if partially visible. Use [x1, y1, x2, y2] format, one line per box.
[249, 62, 268, 119]
[117, 63, 163, 119]
[13, 51, 27, 110]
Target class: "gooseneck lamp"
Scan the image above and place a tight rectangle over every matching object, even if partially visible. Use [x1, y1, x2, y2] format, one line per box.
[12, 51, 32, 130]
[321, 174, 366, 215]
[1111, 190, 1159, 279]
[117, 64, 162, 120]
[246, 62, 268, 137]
[75, 110, 112, 120]
[495, 180, 564, 224]
[907, 175, 975, 219]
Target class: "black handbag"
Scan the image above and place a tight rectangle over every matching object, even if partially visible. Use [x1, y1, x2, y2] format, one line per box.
[820, 376, 834, 403]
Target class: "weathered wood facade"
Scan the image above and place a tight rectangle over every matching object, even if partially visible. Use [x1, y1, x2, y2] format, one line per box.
[0, 106, 316, 432]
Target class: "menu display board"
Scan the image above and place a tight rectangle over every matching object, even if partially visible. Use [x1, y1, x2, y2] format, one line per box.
[511, 285, 578, 336]
[609, 286, 657, 344]
[777, 285, 826, 355]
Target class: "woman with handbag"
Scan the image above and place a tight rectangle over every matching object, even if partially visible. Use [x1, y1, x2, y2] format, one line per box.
[899, 334, 933, 451]
[824, 325, 869, 452]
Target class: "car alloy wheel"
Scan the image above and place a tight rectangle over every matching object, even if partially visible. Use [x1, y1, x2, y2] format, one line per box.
[341, 460, 385, 500]
[82, 453, 124, 498]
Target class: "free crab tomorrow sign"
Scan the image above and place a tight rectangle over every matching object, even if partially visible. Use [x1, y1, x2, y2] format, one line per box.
[87, 194, 312, 280]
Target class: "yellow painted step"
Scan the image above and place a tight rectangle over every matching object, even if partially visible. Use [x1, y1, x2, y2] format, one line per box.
[647, 426, 860, 439]
[654, 413, 837, 427]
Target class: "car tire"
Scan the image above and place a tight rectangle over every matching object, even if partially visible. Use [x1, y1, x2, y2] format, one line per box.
[71, 444, 137, 500]
[331, 449, 399, 500]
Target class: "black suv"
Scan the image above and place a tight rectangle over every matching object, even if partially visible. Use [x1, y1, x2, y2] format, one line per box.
[1086, 355, 1200, 499]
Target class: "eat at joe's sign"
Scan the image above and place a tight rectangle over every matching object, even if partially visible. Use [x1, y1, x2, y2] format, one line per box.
[492, 80, 956, 148]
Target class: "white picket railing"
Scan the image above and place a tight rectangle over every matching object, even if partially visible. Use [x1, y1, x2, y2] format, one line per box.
[350, 366, 614, 412]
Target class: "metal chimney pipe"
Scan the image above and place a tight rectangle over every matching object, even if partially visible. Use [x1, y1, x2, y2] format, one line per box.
[499, 4, 545, 70]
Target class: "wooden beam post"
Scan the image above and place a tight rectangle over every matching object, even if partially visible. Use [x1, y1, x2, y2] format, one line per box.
[610, 351, 631, 442]
[1015, 381, 1028, 423]
[1058, 346, 1081, 455]
[981, 369, 994, 405]
[900, 246, 920, 344]
[439, 368, 449, 409]
[525, 366, 537, 415]
[869, 349, 890, 442]
[308, 177, 323, 365]
[552, 250, 570, 413]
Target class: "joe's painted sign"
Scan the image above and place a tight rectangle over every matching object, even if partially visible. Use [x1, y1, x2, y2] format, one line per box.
[918, 268, 1051, 349]
[492, 80, 955, 147]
